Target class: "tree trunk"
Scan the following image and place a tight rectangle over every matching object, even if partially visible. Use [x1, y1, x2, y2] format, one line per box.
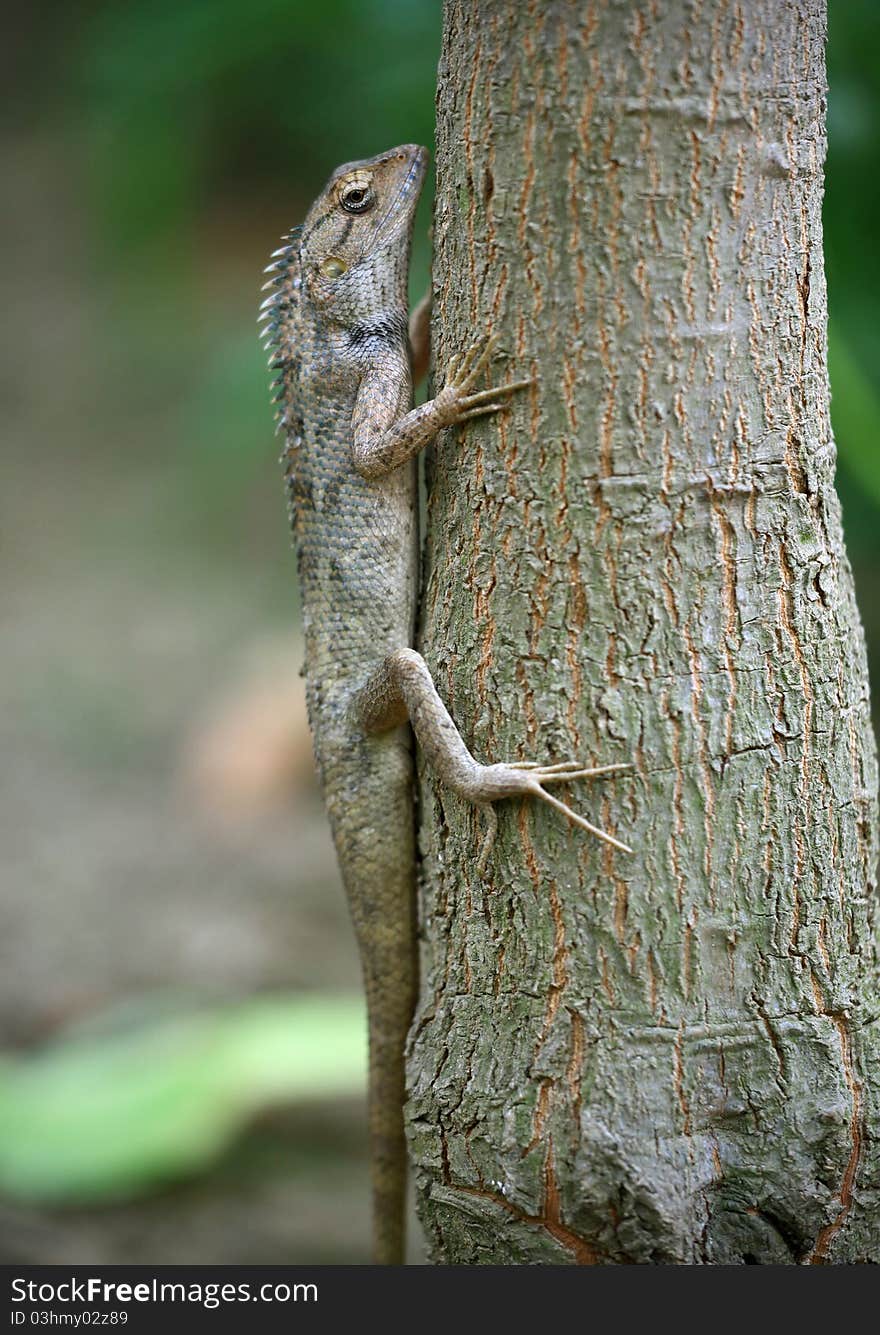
[407, 0, 880, 1265]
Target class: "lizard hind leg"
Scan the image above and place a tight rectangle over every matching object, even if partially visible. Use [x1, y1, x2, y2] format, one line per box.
[356, 648, 632, 853]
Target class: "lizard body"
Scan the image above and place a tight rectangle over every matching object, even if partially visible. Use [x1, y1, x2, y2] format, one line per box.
[261, 144, 631, 1264]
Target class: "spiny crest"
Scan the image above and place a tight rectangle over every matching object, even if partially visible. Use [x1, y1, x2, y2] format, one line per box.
[258, 225, 303, 435]
[257, 224, 302, 354]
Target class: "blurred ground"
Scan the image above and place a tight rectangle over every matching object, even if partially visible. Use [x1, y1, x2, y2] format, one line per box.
[1, 0, 877, 1266]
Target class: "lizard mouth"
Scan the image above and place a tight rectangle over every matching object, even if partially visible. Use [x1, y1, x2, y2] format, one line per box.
[369, 145, 429, 252]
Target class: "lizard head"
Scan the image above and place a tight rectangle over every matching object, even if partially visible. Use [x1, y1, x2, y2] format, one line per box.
[300, 144, 428, 318]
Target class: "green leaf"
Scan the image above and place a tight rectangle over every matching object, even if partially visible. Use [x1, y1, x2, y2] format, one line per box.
[0, 994, 365, 1203]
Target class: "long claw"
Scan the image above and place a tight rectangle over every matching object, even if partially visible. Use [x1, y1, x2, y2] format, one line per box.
[539, 762, 633, 781]
[482, 377, 535, 396]
[456, 339, 481, 380]
[460, 335, 499, 391]
[528, 761, 583, 774]
[529, 785, 633, 854]
[508, 760, 632, 778]
[459, 380, 531, 411]
[457, 404, 505, 422]
[449, 340, 478, 385]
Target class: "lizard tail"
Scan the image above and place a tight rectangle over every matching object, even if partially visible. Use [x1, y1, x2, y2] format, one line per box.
[325, 737, 418, 1263]
[365, 972, 415, 1265]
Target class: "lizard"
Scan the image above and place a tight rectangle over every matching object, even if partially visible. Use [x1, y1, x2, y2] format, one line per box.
[259, 143, 632, 1265]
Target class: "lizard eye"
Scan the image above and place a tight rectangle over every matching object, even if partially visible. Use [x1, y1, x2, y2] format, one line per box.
[340, 184, 374, 214]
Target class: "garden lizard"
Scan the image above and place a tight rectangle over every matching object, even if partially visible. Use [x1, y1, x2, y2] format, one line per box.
[260, 143, 631, 1265]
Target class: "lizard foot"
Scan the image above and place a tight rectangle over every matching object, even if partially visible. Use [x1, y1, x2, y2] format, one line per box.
[473, 760, 633, 854]
[440, 333, 534, 424]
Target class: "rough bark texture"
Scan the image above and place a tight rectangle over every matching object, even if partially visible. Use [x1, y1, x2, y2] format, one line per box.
[407, 0, 880, 1264]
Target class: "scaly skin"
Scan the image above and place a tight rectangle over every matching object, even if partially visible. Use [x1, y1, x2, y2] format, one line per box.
[261, 144, 631, 1264]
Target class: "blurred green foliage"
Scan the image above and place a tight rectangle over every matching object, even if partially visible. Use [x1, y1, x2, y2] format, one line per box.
[826, 0, 880, 630]
[828, 323, 880, 511]
[0, 996, 365, 1202]
[62, 0, 439, 558]
[76, 0, 439, 252]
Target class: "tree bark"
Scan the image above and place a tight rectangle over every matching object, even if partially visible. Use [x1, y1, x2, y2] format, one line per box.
[407, 0, 880, 1264]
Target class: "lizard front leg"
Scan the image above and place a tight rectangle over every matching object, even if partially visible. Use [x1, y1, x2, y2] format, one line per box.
[356, 648, 632, 855]
[351, 333, 532, 480]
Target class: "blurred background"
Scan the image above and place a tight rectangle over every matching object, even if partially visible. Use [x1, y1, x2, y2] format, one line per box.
[1, 0, 877, 1264]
